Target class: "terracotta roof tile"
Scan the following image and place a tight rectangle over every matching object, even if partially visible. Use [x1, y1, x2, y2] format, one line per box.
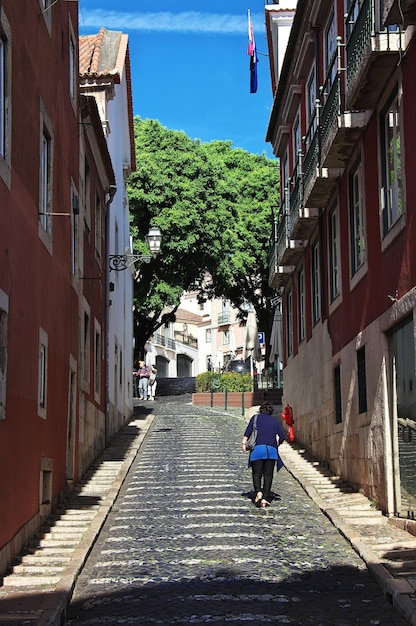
[79, 28, 136, 171]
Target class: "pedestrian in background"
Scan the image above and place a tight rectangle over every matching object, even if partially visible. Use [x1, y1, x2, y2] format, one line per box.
[147, 365, 157, 401]
[242, 401, 286, 507]
[134, 360, 150, 400]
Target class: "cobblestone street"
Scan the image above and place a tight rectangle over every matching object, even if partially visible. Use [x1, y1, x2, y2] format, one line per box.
[66, 397, 407, 625]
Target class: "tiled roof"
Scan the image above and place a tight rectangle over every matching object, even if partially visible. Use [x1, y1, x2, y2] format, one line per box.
[175, 308, 204, 324]
[79, 28, 136, 171]
[79, 28, 120, 78]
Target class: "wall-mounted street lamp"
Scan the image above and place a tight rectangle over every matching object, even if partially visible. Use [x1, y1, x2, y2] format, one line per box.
[109, 226, 162, 271]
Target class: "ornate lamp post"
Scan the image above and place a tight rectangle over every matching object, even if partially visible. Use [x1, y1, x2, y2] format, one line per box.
[109, 226, 162, 271]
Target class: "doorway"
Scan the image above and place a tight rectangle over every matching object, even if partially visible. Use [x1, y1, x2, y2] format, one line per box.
[389, 316, 416, 516]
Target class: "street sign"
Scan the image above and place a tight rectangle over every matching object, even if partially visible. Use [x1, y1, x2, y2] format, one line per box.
[258, 331, 265, 346]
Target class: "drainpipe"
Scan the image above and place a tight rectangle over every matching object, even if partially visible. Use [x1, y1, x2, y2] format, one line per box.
[105, 185, 117, 444]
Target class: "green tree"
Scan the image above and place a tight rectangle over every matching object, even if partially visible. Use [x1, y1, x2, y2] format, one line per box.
[128, 117, 279, 360]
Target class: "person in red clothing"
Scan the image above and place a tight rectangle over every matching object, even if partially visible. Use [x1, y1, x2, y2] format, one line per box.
[134, 360, 150, 400]
[241, 402, 286, 507]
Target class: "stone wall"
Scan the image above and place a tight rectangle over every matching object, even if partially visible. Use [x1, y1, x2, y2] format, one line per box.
[157, 377, 196, 396]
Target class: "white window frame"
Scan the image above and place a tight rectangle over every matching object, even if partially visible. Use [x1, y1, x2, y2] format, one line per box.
[0, 289, 9, 420]
[298, 267, 305, 343]
[83, 157, 91, 234]
[0, 8, 11, 188]
[380, 87, 403, 237]
[312, 239, 321, 325]
[95, 190, 103, 258]
[328, 203, 340, 303]
[349, 157, 366, 275]
[39, 100, 54, 243]
[282, 151, 289, 196]
[39, 0, 52, 35]
[286, 289, 293, 357]
[38, 328, 48, 419]
[325, 8, 337, 86]
[69, 28, 77, 106]
[82, 303, 91, 387]
[306, 65, 317, 135]
[94, 319, 101, 402]
[71, 186, 79, 276]
[292, 113, 301, 170]
[222, 329, 230, 346]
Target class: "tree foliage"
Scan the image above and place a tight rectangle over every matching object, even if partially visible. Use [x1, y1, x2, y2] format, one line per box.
[127, 117, 280, 359]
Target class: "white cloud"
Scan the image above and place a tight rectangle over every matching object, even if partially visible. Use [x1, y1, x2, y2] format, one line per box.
[79, 10, 264, 35]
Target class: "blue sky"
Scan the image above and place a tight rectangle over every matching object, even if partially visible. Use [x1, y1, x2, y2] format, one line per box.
[78, 1, 276, 157]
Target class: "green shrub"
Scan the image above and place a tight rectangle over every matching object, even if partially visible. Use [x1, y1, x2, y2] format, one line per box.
[195, 372, 221, 392]
[195, 371, 253, 393]
[220, 372, 253, 392]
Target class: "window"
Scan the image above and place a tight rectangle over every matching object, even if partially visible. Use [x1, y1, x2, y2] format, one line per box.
[39, 102, 53, 236]
[0, 7, 11, 187]
[71, 188, 78, 276]
[293, 113, 301, 166]
[306, 65, 317, 134]
[311, 240, 321, 325]
[286, 289, 293, 357]
[298, 267, 305, 343]
[39, 0, 52, 34]
[95, 191, 102, 256]
[0, 291, 8, 420]
[94, 322, 101, 399]
[0, 34, 5, 158]
[40, 130, 51, 227]
[69, 33, 76, 103]
[325, 9, 337, 86]
[83, 158, 91, 234]
[349, 158, 366, 275]
[282, 151, 289, 197]
[357, 347, 367, 413]
[83, 310, 90, 384]
[380, 88, 403, 236]
[205, 328, 212, 343]
[334, 365, 342, 423]
[38, 328, 48, 418]
[222, 329, 230, 346]
[328, 204, 340, 303]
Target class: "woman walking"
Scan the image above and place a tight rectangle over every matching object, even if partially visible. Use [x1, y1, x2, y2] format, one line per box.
[242, 401, 286, 507]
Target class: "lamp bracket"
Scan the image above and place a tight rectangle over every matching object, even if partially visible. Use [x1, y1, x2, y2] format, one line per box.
[109, 254, 152, 271]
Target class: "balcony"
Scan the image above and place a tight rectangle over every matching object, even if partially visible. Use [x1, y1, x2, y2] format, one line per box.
[320, 68, 370, 168]
[346, 0, 402, 110]
[174, 330, 198, 349]
[384, 0, 416, 26]
[302, 122, 340, 220]
[268, 201, 305, 288]
[154, 333, 176, 351]
[268, 240, 295, 288]
[217, 312, 231, 325]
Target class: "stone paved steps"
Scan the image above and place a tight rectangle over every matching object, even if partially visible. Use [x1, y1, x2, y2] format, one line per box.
[1, 406, 416, 625]
[280, 439, 416, 619]
[0, 414, 154, 615]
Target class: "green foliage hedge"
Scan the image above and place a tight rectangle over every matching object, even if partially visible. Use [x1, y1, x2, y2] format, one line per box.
[196, 371, 253, 393]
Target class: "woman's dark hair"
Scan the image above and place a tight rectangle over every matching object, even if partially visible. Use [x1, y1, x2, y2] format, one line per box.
[259, 402, 274, 415]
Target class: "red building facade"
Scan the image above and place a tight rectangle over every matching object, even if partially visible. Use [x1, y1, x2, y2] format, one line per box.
[0, 1, 114, 574]
[267, 0, 416, 514]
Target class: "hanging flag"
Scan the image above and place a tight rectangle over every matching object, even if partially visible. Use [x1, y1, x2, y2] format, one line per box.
[248, 9, 258, 94]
